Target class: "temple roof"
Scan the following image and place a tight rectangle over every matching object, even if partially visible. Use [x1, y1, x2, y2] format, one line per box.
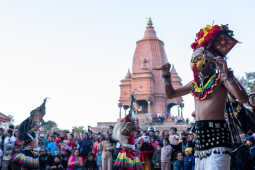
[125, 69, 132, 79]
[143, 18, 158, 40]
[170, 66, 182, 85]
[120, 18, 183, 112]
[0, 112, 10, 122]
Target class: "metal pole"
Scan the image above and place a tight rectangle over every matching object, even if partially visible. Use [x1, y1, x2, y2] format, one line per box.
[118, 103, 122, 119]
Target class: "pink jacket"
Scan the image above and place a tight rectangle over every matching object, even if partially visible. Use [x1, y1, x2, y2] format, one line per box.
[67, 155, 83, 170]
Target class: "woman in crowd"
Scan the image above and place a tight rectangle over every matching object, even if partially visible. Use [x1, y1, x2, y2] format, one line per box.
[67, 149, 83, 170]
[161, 138, 172, 170]
[92, 135, 101, 158]
[100, 134, 114, 170]
[152, 144, 161, 170]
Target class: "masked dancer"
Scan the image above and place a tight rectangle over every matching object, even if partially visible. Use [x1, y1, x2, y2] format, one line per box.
[113, 95, 142, 170]
[155, 24, 248, 170]
[13, 98, 47, 170]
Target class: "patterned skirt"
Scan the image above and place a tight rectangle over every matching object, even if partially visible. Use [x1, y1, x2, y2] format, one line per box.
[13, 152, 39, 169]
[114, 149, 142, 170]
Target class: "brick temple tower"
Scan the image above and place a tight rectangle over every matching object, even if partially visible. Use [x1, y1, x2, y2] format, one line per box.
[119, 19, 183, 123]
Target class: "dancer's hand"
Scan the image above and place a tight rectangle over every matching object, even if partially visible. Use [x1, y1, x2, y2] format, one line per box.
[162, 63, 171, 75]
[215, 57, 228, 74]
[153, 63, 171, 75]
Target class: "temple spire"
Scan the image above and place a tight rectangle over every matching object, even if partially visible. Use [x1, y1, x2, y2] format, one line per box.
[143, 17, 157, 40]
[147, 17, 153, 27]
[125, 69, 131, 79]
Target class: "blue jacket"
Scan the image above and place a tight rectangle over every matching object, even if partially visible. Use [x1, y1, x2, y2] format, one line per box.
[96, 151, 102, 166]
[184, 155, 195, 170]
[173, 160, 184, 170]
[79, 139, 92, 156]
[250, 146, 255, 165]
[47, 141, 57, 156]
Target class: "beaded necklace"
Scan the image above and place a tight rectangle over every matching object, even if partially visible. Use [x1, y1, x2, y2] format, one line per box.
[192, 72, 221, 100]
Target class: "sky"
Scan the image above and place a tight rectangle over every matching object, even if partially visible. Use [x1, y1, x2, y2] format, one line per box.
[0, 0, 254, 130]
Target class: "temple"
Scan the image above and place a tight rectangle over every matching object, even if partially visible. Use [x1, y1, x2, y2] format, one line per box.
[119, 18, 183, 124]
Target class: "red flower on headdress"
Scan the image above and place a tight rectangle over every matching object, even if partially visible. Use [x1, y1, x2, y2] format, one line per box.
[196, 29, 204, 40]
[191, 42, 198, 49]
[191, 25, 223, 50]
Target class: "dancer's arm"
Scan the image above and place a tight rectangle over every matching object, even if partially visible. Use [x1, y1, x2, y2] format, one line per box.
[161, 63, 192, 98]
[215, 57, 248, 103]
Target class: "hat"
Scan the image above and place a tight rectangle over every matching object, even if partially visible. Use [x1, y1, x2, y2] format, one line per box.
[30, 98, 48, 116]
[185, 147, 193, 154]
[170, 127, 177, 132]
[148, 126, 156, 132]
[191, 24, 237, 57]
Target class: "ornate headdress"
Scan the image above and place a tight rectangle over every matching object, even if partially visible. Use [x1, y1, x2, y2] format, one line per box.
[190, 24, 238, 74]
[190, 24, 238, 100]
[191, 24, 237, 56]
[18, 98, 48, 145]
[120, 94, 137, 124]
[30, 98, 47, 116]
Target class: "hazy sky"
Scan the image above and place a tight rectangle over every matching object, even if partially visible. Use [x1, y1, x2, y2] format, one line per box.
[0, 0, 254, 130]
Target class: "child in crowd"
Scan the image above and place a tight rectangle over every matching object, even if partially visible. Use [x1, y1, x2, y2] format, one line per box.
[183, 147, 195, 170]
[96, 144, 102, 170]
[84, 152, 97, 170]
[161, 138, 172, 170]
[2, 144, 12, 170]
[173, 152, 184, 170]
[49, 155, 64, 170]
[152, 144, 161, 170]
[39, 148, 48, 170]
[0, 147, 3, 169]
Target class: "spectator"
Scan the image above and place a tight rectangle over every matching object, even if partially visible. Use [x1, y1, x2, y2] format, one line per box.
[155, 130, 160, 141]
[39, 148, 48, 170]
[0, 148, 2, 169]
[183, 147, 194, 170]
[100, 133, 114, 170]
[68, 134, 76, 150]
[0, 128, 4, 169]
[2, 144, 12, 170]
[152, 144, 161, 170]
[67, 149, 83, 170]
[92, 135, 101, 157]
[96, 144, 102, 170]
[49, 155, 64, 170]
[173, 152, 184, 170]
[3, 130, 13, 151]
[186, 134, 195, 149]
[169, 127, 181, 162]
[161, 138, 172, 170]
[169, 127, 179, 146]
[47, 149, 56, 166]
[47, 136, 57, 156]
[79, 133, 92, 162]
[84, 153, 97, 170]
[247, 136, 255, 166]
[61, 139, 72, 168]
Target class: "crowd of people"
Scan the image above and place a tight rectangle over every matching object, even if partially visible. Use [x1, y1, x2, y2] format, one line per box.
[0, 123, 255, 170]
